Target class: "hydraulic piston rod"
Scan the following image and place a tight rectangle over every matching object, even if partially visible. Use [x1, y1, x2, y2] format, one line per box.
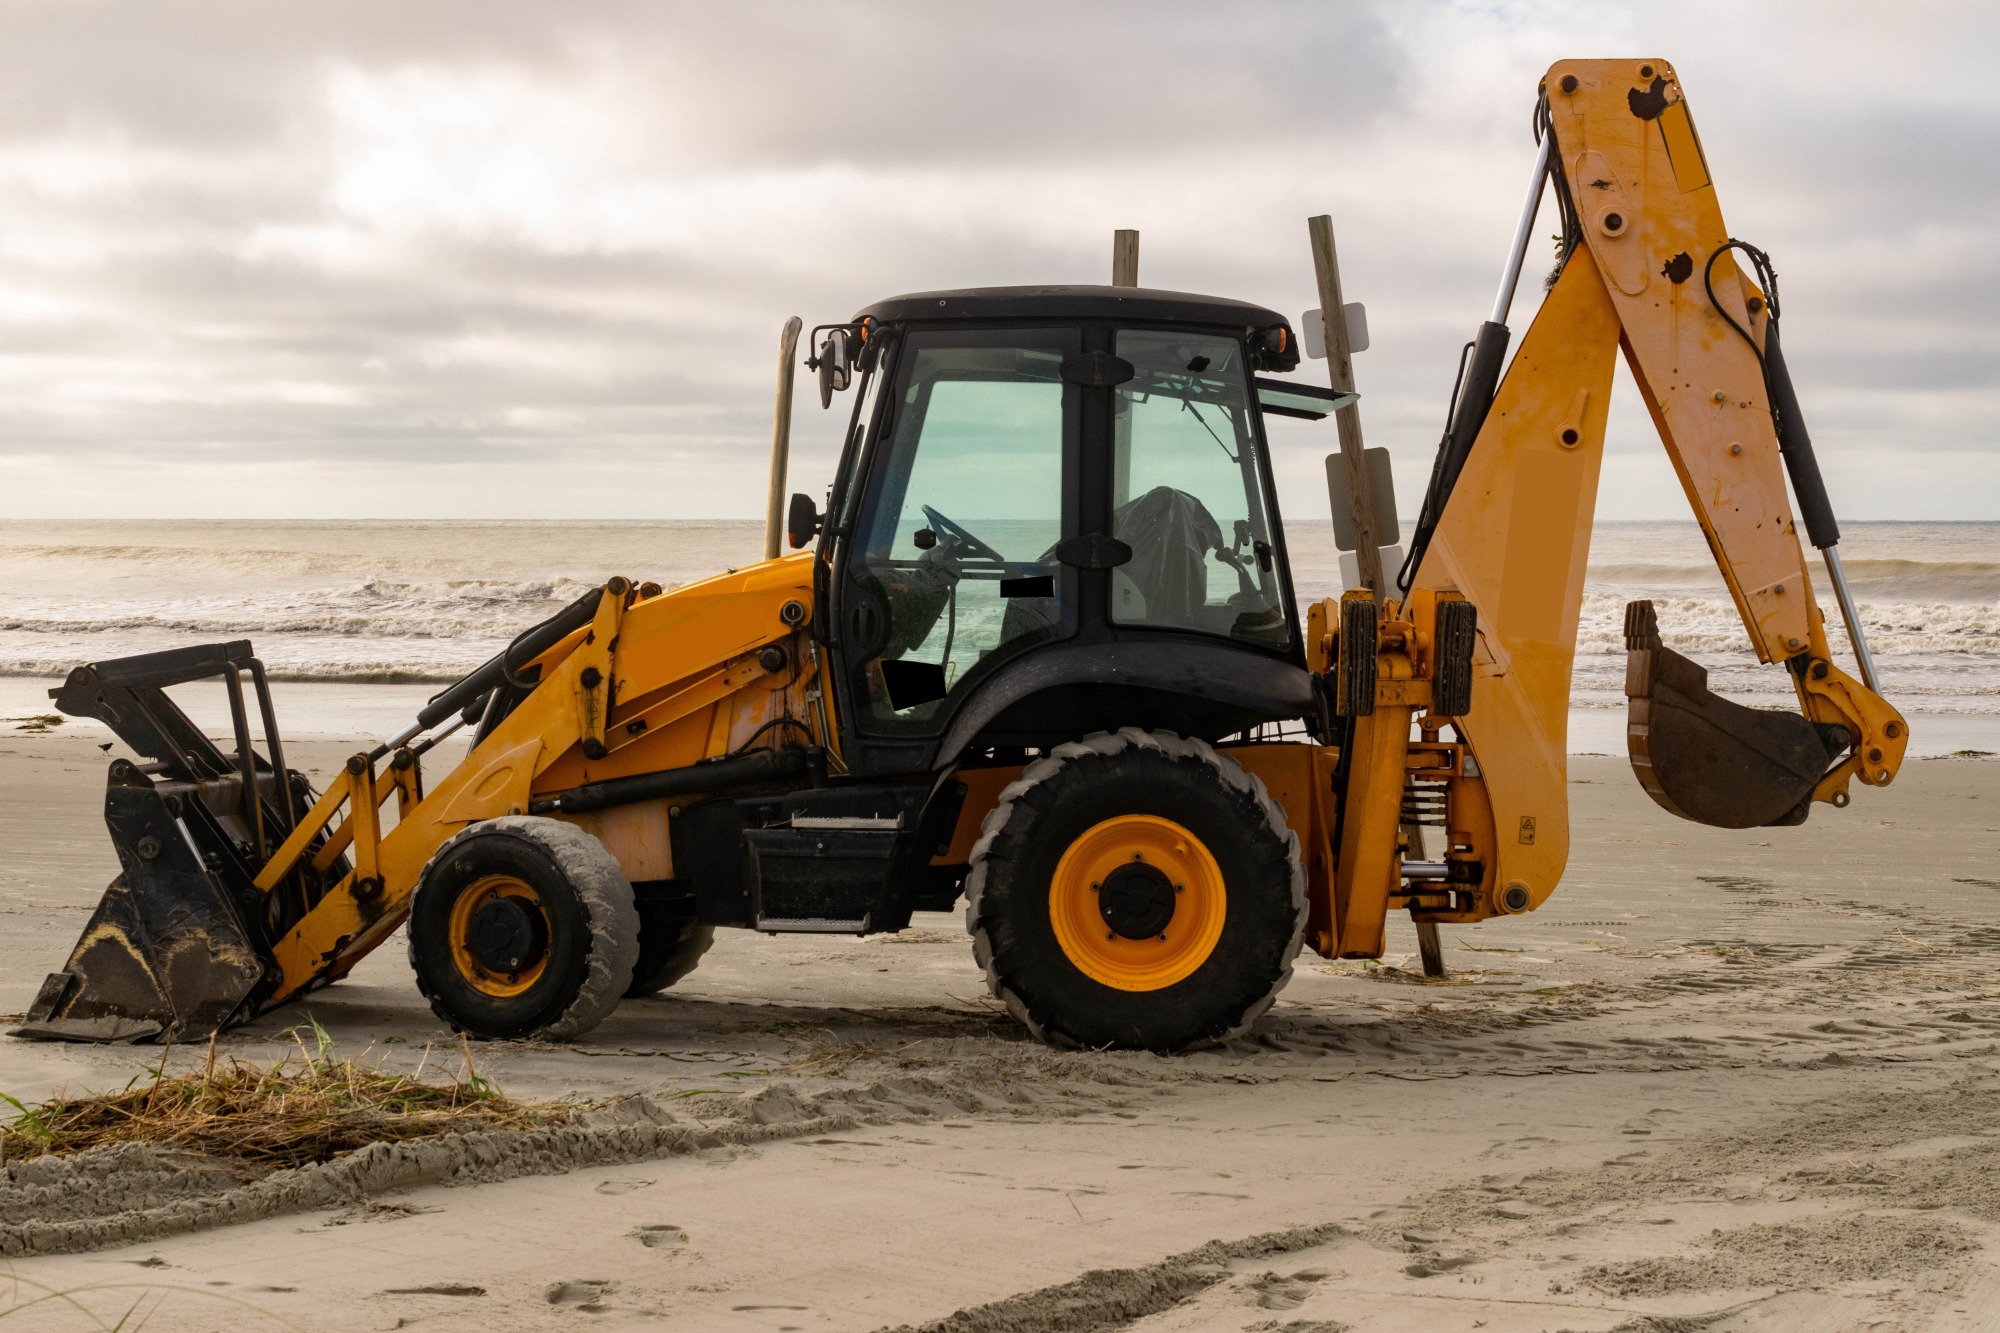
[1402, 134, 1553, 589]
[1822, 546, 1880, 693]
[1490, 132, 1553, 326]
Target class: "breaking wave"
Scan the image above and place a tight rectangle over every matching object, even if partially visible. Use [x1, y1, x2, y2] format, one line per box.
[0, 519, 1993, 713]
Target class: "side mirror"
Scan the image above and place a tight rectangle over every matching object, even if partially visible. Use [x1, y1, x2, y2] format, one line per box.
[787, 492, 821, 549]
[816, 328, 852, 408]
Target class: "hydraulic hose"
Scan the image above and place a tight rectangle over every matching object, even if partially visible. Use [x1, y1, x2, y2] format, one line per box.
[416, 585, 605, 731]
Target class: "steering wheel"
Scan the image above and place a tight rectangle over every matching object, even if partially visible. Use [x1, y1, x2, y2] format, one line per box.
[920, 505, 1005, 564]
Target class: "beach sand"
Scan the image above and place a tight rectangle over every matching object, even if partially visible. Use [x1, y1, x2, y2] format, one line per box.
[2, 728, 1998, 1331]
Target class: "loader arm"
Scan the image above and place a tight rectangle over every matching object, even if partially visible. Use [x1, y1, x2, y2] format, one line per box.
[1401, 58, 1906, 916]
[252, 559, 823, 1007]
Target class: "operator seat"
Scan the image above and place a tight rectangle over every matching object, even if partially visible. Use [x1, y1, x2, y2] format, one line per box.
[1112, 486, 1224, 628]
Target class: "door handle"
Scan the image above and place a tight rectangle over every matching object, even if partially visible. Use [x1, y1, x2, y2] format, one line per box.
[850, 599, 884, 653]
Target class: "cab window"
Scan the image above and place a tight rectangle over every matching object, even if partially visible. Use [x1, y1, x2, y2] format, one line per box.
[1110, 329, 1289, 649]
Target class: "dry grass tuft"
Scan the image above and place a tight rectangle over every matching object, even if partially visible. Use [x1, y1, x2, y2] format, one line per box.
[0, 1019, 571, 1169]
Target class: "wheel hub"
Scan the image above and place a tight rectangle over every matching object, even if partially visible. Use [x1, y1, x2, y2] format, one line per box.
[1047, 814, 1228, 992]
[1098, 860, 1177, 939]
[467, 896, 546, 974]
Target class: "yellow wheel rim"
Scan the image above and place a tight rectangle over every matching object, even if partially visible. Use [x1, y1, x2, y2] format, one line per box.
[447, 874, 551, 998]
[1049, 815, 1227, 992]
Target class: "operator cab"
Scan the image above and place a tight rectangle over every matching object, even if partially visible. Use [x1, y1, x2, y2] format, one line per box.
[798, 286, 1351, 777]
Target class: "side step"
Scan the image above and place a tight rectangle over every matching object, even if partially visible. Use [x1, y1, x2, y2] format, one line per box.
[745, 816, 902, 933]
[1623, 600, 1836, 829]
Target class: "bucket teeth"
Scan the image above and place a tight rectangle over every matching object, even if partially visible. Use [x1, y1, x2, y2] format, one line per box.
[1623, 598, 1662, 651]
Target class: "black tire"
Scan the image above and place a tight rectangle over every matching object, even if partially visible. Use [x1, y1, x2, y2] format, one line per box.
[407, 816, 639, 1040]
[626, 890, 715, 997]
[965, 728, 1305, 1052]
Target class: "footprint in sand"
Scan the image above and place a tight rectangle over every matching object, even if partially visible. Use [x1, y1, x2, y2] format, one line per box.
[630, 1224, 688, 1248]
[1246, 1268, 1330, 1310]
[595, 1178, 655, 1195]
[545, 1279, 613, 1310]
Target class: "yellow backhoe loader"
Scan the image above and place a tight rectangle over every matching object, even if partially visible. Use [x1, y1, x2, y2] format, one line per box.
[20, 60, 1906, 1052]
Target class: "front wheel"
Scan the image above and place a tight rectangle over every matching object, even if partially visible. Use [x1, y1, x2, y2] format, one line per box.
[407, 816, 639, 1040]
[965, 728, 1305, 1051]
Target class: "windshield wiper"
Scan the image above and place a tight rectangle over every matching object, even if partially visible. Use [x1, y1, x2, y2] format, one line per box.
[1180, 398, 1238, 463]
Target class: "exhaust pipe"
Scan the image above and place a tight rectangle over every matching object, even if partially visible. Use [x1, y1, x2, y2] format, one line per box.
[764, 316, 805, 561]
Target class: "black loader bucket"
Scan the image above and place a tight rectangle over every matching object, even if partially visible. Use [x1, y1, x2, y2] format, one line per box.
[1623, 601, 1843, 829]
[14, 642, 335, 1043]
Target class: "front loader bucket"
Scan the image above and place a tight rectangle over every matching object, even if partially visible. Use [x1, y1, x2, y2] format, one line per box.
[1623, 601, 1835, 829]
[16, 762, 271, 1042]
[13, 642, 324, 1045]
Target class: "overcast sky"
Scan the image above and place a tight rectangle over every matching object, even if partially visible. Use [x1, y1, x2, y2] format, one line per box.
[0, 1, 1992, 521]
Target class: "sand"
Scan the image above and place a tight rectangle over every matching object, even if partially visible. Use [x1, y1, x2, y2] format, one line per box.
[1, 727, 1998, 1330]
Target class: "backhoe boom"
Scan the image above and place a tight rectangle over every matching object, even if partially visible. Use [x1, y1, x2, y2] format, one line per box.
[1391, 58, 1906, 918]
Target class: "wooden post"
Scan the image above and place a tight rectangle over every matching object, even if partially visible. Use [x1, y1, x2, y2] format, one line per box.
[1308, 215, 1383, 595]
[1309, 215, 1444, 977]
[1112, 230, 1140, 287]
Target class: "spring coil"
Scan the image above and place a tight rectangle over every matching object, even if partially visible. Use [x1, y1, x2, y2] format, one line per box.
[1401, 780, 1449, 827]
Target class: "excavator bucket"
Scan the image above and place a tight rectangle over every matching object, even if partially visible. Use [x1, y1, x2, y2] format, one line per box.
[14, 642, 318, 1043]
[1623, 601, 1837, 829]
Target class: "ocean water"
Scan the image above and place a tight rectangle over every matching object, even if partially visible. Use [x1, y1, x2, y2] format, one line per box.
[1, 519, 1993, 753]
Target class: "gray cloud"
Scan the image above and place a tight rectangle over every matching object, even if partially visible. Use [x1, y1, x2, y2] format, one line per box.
[0, 1, 1992, 520]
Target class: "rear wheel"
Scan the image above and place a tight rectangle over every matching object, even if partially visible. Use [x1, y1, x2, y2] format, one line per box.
[625, 890, 714, 997]
[408, 816, 639, 1040]
[966, 728, 1305, 1051]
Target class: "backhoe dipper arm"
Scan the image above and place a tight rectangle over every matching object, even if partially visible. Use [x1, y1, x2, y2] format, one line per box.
[1404, 59, 1907, 916]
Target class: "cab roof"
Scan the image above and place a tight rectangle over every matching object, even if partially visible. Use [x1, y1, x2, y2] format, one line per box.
[856, 284, 1290, 331]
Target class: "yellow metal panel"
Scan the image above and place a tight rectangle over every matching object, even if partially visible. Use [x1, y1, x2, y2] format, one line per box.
[1332, 709, 1412, 957]
[1547, 58, 1811, 664]
[935, 764, 1023, 865]
[1222, 742, 1339, 957]
[1498, 451, 1589, 644]
[1414, 244, 1620, 913]
[1658, 101, 1710, 193]
[561, 799, 673, 883]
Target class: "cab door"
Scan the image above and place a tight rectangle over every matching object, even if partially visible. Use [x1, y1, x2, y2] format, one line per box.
[831, 326, 1080, 772]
